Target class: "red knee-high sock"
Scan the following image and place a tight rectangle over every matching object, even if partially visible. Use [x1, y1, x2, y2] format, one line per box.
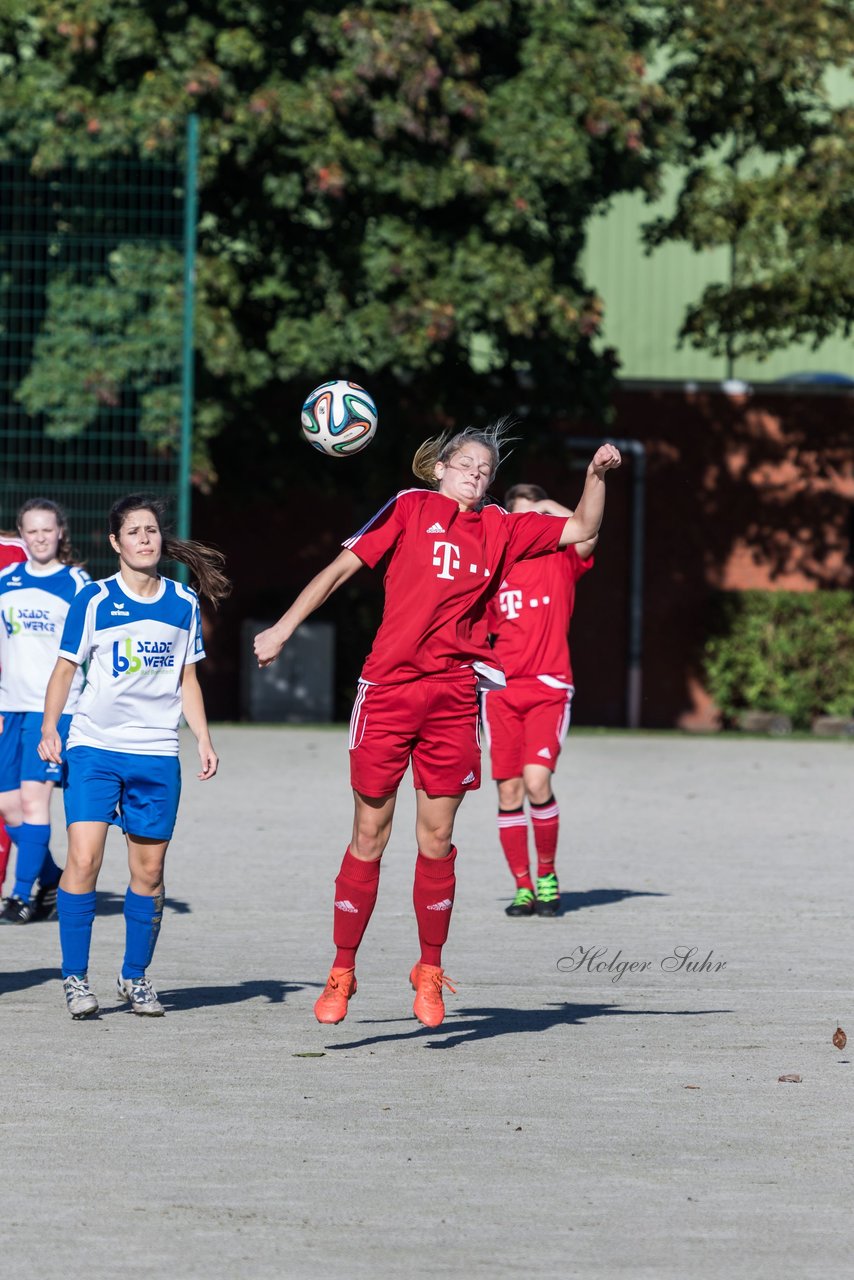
[413, 847, 457, 967]
[530, 796, 559, 877]
[332, 847, 381, 969]
[497, 807, 533, 890]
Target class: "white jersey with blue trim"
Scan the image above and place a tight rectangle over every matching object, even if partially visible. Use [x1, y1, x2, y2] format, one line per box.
[0, 561, 91, 713]
[59, 573, 205, 756]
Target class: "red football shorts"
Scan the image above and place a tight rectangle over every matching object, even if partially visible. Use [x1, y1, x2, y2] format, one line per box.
[481, 677, 573, 779]
[349, 672, 481, 797]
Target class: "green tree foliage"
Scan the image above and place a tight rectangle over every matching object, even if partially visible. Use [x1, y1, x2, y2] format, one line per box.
[16, 245, 186, 449]
[0, 1, 674, 484]
[704, 590, 854, 729]
[647, 0, 854, 360]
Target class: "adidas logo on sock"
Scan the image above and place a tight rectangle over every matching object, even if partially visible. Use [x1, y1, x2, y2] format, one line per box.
[426, 898, 454, 911]
[537, 747, 552, 759]
[426, 521, 446, 533]
[334, 899, 358, 913]
[460, 771, 476, 785]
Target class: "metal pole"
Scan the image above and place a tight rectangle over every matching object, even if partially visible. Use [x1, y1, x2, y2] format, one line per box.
[178, 113, 199, 559]
[566, 435, 646, 729]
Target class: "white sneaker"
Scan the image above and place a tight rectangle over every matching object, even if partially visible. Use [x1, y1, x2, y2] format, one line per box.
[116, 974, 165, 1016]
[63, 974, 99, 1019]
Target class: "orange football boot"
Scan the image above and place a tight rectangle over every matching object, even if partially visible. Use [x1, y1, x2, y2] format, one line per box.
[314, 967, 357, 1024]
[409, 963, 456, 1027]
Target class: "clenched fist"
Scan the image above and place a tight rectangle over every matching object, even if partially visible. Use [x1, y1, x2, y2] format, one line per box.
[590, 443, 622, 477]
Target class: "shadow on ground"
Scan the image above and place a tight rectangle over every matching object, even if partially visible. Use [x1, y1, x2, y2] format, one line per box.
[497, 887, 669, 917]
[559, 888, 668, 914]
[95, 890, 192, 916]
[157, 980, 303, 1010]
[0, 967, 58, 996]
[328, 1000, 731, 1051]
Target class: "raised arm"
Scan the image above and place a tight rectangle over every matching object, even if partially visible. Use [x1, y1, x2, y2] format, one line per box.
[253, 547, 364, 668]
[517, 496, 598, 560]
[557, 444, 621, 548]
[38, 657, 79, 764]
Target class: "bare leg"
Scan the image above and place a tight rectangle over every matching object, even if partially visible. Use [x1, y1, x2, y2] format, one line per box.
[126, 833, 169, 894]
[414, 790, 465, 859]
[61, 821, 110, 893]
[350, 790, 397, 861]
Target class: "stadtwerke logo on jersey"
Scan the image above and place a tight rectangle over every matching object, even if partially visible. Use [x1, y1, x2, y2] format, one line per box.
[2, 606, 56, 636]
[112, 637, 175, 678]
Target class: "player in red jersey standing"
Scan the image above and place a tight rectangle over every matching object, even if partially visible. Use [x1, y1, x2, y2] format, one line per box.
[255, 425, 621, 1027]
[482, 483, 597, 918]
[0, 531, 27, 892]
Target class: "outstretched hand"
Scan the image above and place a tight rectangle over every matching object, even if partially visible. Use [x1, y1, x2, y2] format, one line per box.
[590, 443, 622, 477]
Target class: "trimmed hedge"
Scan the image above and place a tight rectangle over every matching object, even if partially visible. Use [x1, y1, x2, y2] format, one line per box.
[703, 591, 854, 731]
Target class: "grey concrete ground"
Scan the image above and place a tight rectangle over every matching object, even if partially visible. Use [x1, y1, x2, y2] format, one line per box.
[1, 727, 852, 1279]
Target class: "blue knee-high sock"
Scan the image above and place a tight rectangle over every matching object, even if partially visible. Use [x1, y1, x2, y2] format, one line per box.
[57, 888, 97, 978]
[38, 847, 62, 890]
[12, 823, 52, 900]
[4, 823, 22, 867]
[122, 888, 164, 980]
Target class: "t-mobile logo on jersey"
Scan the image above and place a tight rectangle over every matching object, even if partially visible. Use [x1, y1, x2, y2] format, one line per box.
[499, 588, 524, 619]
[432, 540, 461, 580]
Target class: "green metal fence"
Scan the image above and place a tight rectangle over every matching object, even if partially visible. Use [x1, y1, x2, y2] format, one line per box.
[0, 121, 196, 577]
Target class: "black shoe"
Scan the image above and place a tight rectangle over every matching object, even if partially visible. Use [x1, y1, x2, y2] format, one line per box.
[505, 887, 536, 917]
[535, 873, 560, 916]
[0, 896, 35, 924]
[31, 883, 59, 922]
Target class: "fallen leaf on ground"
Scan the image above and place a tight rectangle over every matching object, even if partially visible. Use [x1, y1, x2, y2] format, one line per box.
[777, 1074, 802, 1083]
[833, 1026, 847, 1051]
[292, 1052, 326, 1058]
[683, 1085, 701, 1090]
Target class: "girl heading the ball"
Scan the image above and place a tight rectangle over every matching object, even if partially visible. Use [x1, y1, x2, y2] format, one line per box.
[255, 422, 621, 1028]
[38, 495, 230, 1019]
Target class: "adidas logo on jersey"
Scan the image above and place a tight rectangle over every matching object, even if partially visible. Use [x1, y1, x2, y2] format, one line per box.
[334, 899, 358, 913]
[426, 898, 454, 911]
[426, 522, 446, 534]
[460, 771, 476, 785]
[537, 747, 552, 759]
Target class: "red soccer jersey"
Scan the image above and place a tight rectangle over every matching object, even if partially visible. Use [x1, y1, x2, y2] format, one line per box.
[343, 489, 564, 684]
[0, 537, 26, 572]
[486, 545, 593, 684]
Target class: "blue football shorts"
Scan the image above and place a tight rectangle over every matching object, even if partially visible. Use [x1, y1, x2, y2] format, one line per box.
[0, 710, 70, 790]
[64, 745, 182, 840]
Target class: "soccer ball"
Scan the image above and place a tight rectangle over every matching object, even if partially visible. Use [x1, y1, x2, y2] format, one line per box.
[300, 380, 378, 458]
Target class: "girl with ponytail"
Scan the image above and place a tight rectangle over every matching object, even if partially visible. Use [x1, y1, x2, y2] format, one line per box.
[38, 495, 230, 1019]
[255, 420, 621, 1030]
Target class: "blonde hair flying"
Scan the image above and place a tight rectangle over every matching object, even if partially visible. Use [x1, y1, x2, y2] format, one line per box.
[411, 418, 516, 488]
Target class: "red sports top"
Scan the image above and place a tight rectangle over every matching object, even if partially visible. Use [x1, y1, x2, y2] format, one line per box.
[486, 545, 593, 685]
[343, 489, 564, 684]
[0, 537, 26, 572]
